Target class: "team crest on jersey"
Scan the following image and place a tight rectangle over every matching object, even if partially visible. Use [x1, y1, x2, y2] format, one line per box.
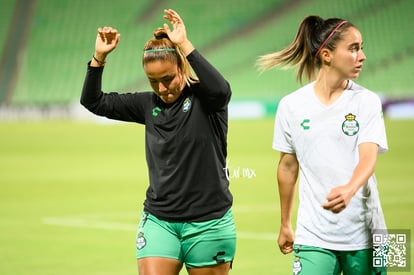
[342, 113, 359, 136]
[293, 256, 302, 275]
[182, 97, 191, 112]
[136, 232, 146, 250]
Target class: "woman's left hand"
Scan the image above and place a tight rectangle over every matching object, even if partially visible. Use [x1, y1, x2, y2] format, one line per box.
[163, 9, 194, 55]
[322, 184, 355, 213]
[163, 9, 186, 44]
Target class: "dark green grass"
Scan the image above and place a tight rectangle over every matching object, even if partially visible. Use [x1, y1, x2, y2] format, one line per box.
[0, 119, 412, 274]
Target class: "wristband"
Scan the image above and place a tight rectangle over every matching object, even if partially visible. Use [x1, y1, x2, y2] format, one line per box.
[93, 55, 106, 66]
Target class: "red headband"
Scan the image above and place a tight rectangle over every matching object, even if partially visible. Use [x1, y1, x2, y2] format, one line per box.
[314, 20, 348, 59]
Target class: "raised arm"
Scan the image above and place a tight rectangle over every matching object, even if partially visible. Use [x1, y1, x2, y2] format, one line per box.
[164, 9, 231, 108]
[81, 26, 121, 107]
[80, 27, 146, 123]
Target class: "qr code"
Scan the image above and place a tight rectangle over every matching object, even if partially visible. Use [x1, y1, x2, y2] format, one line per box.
[373, 229, 411, 272]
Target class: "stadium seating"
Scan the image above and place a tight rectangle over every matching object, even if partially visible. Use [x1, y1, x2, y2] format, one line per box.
[0, 1, 14, 53]
[1, 0, 413, 106]
[210, 0, 414, 100]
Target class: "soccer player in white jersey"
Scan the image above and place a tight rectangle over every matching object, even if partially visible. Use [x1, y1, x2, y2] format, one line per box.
[257, 16, 388, 274]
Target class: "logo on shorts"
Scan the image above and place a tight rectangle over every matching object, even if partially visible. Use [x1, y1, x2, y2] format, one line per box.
[212, 251, 226, 264]
[136, 232, 146, 250]
[293, 256, 302, 275]
[342, 113, 359, 136]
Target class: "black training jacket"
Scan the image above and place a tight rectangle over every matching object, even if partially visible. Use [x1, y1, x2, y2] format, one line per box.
[81, 50, 233, 222]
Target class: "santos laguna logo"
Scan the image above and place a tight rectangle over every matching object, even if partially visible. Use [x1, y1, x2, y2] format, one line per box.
[342, 113, 359, 136]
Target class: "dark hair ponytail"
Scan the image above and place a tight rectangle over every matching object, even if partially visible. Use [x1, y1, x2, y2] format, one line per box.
[257, 15, 352, 83]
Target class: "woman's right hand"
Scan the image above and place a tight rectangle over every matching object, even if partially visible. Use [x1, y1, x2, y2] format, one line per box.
[92, 26, 121, 66]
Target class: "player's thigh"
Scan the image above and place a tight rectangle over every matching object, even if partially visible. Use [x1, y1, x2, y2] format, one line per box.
[292, 244, 341, 275]
[182, 209, 236, 269]
[187, 262, 231, 275]
[340, 249, 387, 275]
[136, 212, 182, 260]
[138, 257, 183, 275]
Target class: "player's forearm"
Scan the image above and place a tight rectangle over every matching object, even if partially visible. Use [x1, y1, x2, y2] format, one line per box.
[278, 174, 297, 226]
[91, 51, 107, 67]
[346, 142, 378, 195]
[177, 39, 195, 57]
[80, 64, 104, 108]
[277, 154, 299, 226]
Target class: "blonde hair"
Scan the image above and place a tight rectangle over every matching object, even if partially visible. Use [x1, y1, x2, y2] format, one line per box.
[143, 28, 198, 84]
[257, 16, 353, 83]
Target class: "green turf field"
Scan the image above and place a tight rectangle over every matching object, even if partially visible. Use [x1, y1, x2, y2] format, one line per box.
[0, 118, 413, 274]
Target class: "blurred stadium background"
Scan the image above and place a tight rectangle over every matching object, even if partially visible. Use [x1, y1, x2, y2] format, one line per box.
[0, 0, 413, 119]
[1, 0, 413, 274]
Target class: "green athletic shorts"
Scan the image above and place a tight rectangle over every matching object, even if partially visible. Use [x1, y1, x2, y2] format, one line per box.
[136, 209, 236, 269]
[291, 244, 387, 275]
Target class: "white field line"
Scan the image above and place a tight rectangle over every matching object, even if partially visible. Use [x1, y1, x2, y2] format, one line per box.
[43, 215, 276, 241]
[43, 216, 136, 231]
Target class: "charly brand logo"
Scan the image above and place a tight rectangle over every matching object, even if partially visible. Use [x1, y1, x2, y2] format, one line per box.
[152, 107, 162, 117]
[182, 97, 191, 112]
[300, 119, 310, 130]
[342, 113, 359, 136]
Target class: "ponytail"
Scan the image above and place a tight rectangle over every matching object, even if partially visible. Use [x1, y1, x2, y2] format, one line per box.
[257, 16, 352, 83]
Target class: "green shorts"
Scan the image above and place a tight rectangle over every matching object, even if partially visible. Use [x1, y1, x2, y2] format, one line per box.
[136, 209, 236, 269]
[292, 244, 387, 275]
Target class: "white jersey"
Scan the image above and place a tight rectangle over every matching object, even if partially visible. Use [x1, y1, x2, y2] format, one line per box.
[273, 80, 388, 250]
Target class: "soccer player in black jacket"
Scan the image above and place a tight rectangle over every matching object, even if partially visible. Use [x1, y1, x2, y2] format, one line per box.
[81, 9, 236, 275]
